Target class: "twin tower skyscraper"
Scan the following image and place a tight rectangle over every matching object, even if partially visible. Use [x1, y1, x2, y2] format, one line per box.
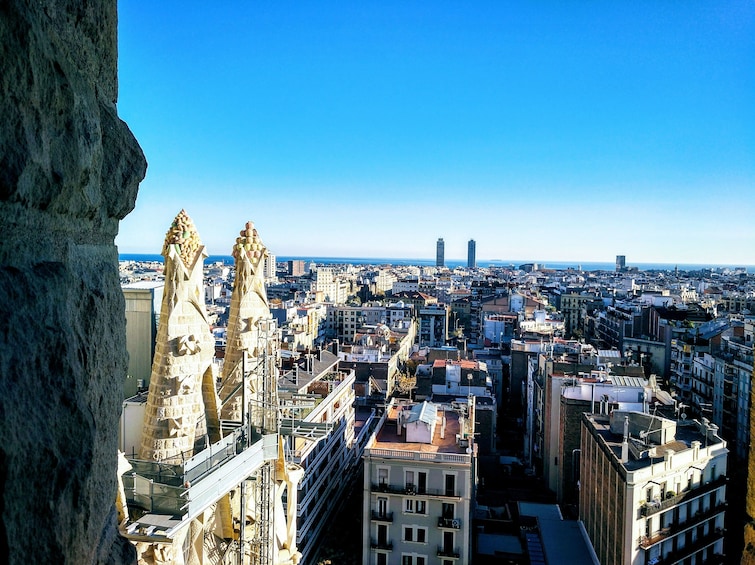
[436, 237, 476, 268]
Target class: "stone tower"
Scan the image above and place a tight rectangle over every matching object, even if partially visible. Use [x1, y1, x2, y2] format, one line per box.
[218, 221, 271, 428]
[139, 210, 216, 463]
[0, 2, 147, 563]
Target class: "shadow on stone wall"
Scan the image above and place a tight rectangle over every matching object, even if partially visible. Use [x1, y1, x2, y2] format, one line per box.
[0, 2, 146, 563]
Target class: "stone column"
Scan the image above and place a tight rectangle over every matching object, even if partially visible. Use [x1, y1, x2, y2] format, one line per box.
[743, 354, 755, 563]
[0, 2, 147, 563]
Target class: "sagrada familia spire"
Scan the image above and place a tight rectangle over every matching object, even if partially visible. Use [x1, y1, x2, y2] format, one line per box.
[124, 212, 303, 565]
[139, 210, 217, 463]
[218, 221, 272, 428]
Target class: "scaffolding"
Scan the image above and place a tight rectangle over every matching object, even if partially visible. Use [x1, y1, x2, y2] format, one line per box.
[122, 312, 336, 564]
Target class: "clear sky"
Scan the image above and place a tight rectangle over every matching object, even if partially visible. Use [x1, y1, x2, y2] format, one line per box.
[116, 1, 754, 265]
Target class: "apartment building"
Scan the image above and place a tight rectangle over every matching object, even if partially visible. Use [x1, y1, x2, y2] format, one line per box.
[279, 355, 365, 564]
[418, 304, 448, 348]
[362, 400, 477, 565]
[559, 292, 600, 338]
[122, 281, 163, 398]
[327, 304, 389, 343]
[312, 266, 350, 303]
[580, 411, 727, 565]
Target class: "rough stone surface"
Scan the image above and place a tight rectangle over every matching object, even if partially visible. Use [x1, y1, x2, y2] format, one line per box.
[0, 2, 146, 564]
[743, 364, 755, 564]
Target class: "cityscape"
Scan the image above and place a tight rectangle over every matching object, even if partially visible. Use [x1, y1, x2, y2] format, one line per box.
[2, 2, 754, 565]
[118, 220, 755, 564]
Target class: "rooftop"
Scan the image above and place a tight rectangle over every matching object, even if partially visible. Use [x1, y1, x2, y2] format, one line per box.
[584, 411, 723, 472]
[372, 402, 467, 455]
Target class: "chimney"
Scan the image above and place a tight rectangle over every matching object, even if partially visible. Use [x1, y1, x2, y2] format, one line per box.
[621, 416, 629, 463]
[664, 448, 673, 470]
[440, 414, 446, 439]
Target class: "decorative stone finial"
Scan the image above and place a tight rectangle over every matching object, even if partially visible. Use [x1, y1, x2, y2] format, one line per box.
[233, 220, 266, 263]
[163, 209, 202, 267]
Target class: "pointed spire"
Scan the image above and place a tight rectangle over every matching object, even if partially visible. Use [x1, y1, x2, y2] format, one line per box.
[163, 209, 202, 267]
[233, 220, 266, 264]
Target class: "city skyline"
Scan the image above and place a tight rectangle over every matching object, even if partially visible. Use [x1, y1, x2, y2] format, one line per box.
[116, 2, 754, 265]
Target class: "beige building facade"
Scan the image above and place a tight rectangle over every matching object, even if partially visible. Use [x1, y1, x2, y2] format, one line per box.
[362, 400, 477, 565]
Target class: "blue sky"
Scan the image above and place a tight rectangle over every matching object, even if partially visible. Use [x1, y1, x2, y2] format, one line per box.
[116, 1, 754, 265]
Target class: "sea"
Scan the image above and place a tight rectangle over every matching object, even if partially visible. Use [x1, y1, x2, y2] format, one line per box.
[118, 254, 754, 273]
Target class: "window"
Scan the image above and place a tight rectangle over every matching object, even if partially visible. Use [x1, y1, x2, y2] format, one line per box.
[405, 470, 415, 490]
[377, 553, 387, 565]
[378, 468, 388, 486]
[405, 499, 426, 514]
[403, 526, 427, 544]
[444, 473, 456, 497]
[378, 497, 388, 517]
[417, 471, 427, 494]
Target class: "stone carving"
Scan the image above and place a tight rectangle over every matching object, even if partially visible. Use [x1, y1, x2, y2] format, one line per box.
[0, 2, 146, 564]
[139, 211, 215, 464]
[218, 221, 271, 424]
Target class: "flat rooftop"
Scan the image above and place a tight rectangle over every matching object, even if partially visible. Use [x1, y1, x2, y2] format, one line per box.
[373, 403, 467, 454]
[584, 411, 723, 471]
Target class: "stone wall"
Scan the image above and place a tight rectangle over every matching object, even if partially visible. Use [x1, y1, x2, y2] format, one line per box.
[0, 2, 146, 563]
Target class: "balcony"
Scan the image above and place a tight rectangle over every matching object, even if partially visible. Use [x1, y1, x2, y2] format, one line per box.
[640, 475, 727, 517]
[638, 502, 727, 548]
[437, 546, 461, 559]
[371, 511, 394, 522]
[370, 539, 393, 551]
[652, 528, 725, 565]
[371, 483, 461, 499]
[366, 446, 471, 465]
[438, 517, 462, 529]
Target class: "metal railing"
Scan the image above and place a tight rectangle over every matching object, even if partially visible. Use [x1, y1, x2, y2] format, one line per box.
[438, 517, 461, 529]
[371, 483, 461, 498]
[437, 546, 461, 558]
[370, 539, 393, 551]
[640, 475, 727, 517]
[371, 511, 394, 522]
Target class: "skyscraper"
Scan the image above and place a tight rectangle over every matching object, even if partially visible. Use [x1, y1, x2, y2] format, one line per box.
[467, 239, 476, 268]
[436, 237, 444, 267]
[616, 255, 626, 272]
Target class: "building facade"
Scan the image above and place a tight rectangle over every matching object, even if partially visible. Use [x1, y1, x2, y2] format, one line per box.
[467, 239, 475, 269]
[580, 411, 727, 565]
[362, 400, 477, 565]
[436, 238, 445, 268]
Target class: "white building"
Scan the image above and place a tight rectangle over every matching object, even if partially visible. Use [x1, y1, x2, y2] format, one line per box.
[312, 267, 349, 304]
[362, 400, 477, 565]
[580, 411, 727, 565]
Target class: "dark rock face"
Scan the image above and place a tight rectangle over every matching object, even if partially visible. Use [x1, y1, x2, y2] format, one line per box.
[0, 2, 146, 564]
